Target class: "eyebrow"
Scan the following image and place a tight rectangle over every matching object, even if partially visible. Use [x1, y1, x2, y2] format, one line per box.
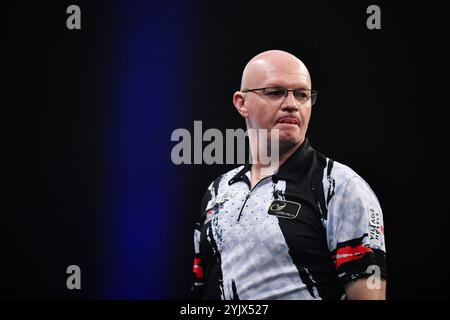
[264, 84, 311, 90]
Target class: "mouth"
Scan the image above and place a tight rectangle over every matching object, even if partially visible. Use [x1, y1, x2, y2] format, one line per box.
[275, 116, 300, 126]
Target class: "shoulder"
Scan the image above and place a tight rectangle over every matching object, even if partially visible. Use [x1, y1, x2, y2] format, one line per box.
[323, 160, 359, 188]
[323, 160, 386, 255]
[322, 159, 379, 205]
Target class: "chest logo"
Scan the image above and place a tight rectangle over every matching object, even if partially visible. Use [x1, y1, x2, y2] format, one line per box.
[267, 200, 301, 219]
[270, 202, 286, 211]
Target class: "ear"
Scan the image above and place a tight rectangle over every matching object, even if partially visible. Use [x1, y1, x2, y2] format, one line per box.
[233, 91, 248, 118]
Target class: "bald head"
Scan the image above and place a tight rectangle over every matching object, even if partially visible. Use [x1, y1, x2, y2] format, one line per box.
[240, 50, 311, 90]
[233, 50, 314, 153]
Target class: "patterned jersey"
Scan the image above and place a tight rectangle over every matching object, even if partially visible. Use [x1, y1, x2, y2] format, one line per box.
[191, 138, 386, 300]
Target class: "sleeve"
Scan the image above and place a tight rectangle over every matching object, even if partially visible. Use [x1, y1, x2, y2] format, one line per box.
[189, 181, 215, 299]
[190, 222, 205, 298]
[326, 176, 387, 285]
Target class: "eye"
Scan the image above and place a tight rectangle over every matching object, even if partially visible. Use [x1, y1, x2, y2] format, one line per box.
[294, 90, 308, 99]
[264, 88, 285, 97]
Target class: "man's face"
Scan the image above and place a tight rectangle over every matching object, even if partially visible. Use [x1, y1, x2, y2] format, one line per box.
[241, 64, 312, 151]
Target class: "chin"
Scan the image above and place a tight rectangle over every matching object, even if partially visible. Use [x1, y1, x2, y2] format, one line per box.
[278, 129, 302, 142]
[278, 135, 303, 150]
[269, 126, 304, 150]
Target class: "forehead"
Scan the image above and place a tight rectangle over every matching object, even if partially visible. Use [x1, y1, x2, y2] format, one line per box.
[243, 55, 312, 89]
[264, 70, 310, 88]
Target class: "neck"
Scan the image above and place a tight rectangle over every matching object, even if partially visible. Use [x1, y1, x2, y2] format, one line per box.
[250, 139, 303, 187]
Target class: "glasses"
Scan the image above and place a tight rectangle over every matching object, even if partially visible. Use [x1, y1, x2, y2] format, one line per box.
[242, 87, 318, 106]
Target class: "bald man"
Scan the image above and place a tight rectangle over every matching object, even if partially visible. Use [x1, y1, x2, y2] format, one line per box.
[191, 50, 387, 300]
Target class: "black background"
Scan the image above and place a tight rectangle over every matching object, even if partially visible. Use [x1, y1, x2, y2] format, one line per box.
[4, 0, 450, 299]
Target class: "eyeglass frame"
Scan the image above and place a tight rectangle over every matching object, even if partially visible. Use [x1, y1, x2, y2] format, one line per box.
[241, 87, 318, 106]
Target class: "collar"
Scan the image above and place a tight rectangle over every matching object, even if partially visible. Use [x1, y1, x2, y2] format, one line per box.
[228, 137, 315, 185]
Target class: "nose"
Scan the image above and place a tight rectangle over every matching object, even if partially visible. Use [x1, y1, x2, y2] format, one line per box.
[281, 91, 299, 113]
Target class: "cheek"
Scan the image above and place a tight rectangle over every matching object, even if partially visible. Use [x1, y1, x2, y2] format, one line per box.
[247, 105, 275, 128]
[300, 108, 312, 130]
